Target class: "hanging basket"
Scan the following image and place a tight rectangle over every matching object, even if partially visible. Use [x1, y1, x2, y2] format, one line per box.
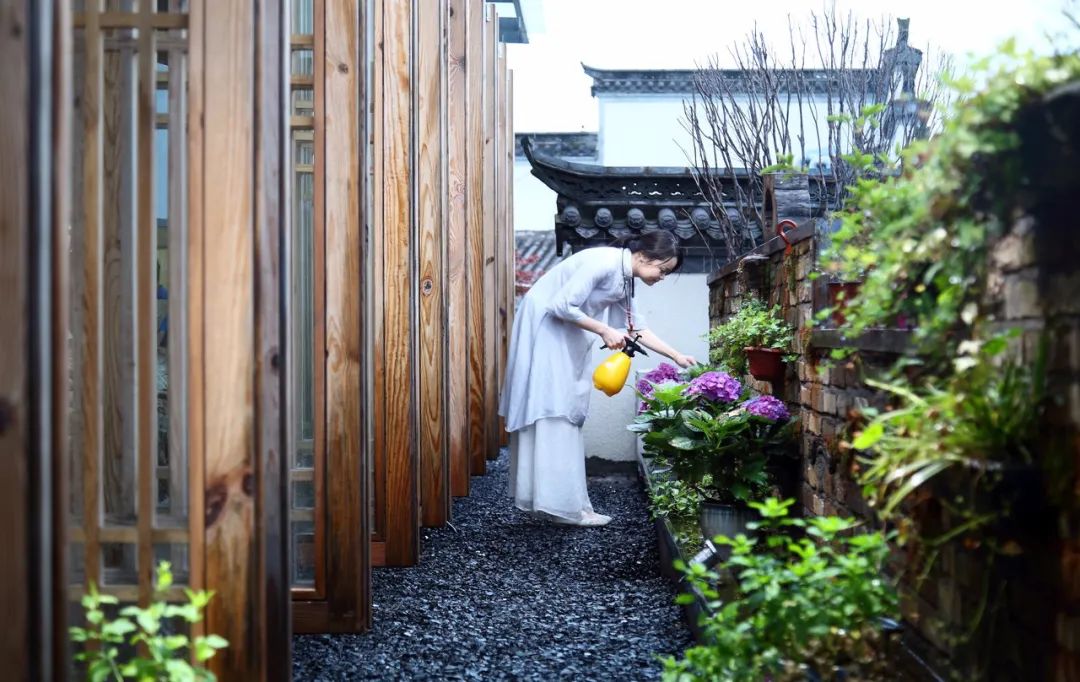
[744, 347, 786, 381]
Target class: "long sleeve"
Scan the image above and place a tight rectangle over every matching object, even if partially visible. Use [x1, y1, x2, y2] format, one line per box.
[545, 255, 611, 323]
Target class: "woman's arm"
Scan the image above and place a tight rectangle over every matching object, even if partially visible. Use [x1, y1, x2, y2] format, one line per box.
[574, 317, 627, 350]
[634, 328, 696, 368]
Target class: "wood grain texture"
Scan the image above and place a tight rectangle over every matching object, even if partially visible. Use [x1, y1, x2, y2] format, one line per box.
[311, 0, 328, 601]
[495, 42, 509, 448]
[186, 0, 206, 634]
[254, 0, 293, 664]
[500, 65, 513, 446]
[51, 1, 73, 672]
[81, 0, 106, 598]
[370, 0, 387, 539]
[0, 1, 30, 673]
[464, 0, 486, 475]
[323, 0, 368, 625]
[378, 0, 420, 566]
[446, 0, 470, 497]
[136, 0, 155, 607]
[198, 2, 258, 676]
[101, 38, 135, 532]
[482, 7, 498, 460]
[417, 0, 449, 527]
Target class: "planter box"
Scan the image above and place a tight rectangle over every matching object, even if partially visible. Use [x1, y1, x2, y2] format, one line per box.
[744, 346, 786, 381]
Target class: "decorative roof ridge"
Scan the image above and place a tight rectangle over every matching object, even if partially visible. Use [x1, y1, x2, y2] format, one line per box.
[580, 62, 884, 96]
[513, 132, 598, 159]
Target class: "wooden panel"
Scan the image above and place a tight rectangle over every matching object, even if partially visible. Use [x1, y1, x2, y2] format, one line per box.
[254, 0, 292, 661]
[375, 0, 419, 565]
[446, 0, 470, 497]
[50, 1, 73, 674]
[482, 6, 498, 460]
[464, 0, 486, 475]
[322, 0, 368, 628]
[417, 0, 450, 527]
[499, 61, 513, 447]
[1, 1, 31, 675]
[81, 0, 106, 608]
[135, 0, 156, 607]
[190, 0, 289, 675]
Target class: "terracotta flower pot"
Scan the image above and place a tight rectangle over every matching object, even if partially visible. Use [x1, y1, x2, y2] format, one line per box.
[744, 347, 785, 381]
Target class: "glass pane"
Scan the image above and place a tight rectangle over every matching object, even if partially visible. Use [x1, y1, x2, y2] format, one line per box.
[291, 521, 316, 587]
[292, 479, 315, 509]
[292, 86, 314, 116]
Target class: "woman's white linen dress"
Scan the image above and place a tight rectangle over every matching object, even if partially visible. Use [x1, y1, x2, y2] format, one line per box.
[498, 246, 646, 522]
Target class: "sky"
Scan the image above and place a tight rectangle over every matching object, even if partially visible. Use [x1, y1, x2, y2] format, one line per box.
[508, 0, 1077, 132]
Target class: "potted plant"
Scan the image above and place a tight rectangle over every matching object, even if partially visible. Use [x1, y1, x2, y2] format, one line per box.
[707, 299, 795, 381]
[632, 368, 797, 544]
[663, 498, 900, 682]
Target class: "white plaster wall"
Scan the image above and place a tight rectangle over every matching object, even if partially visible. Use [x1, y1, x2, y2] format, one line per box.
[514, 158, 558, 232]
[599, 93, 841, 169]
[514, 156, 595, 232]
[582, 273, 710, 461]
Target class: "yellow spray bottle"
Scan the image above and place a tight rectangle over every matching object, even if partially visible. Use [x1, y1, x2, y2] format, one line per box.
[592, 334, 648, 397]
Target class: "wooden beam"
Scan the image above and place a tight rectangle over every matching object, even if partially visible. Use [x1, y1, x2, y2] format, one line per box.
[446, 0, 470, 497]
[2, 1, 34, 676]
[322, 0, 368, 627]
[136, 0, 156, 608]
[375, 0, 420, 566]
[417, 0, 450, 527]
[482, 6, 498, 460]
[464, 0, 486, 476]
[254, 0, 292, 665]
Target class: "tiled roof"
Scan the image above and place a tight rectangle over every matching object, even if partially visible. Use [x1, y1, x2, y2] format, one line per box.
[515, 230, 563, 274]
[515, 132, 598, 160]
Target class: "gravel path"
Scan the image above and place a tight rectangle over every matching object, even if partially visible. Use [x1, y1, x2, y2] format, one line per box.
[292, 450, 692, 681]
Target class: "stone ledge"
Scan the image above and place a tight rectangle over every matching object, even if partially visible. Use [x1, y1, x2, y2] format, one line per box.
[810, 329, 914, 355]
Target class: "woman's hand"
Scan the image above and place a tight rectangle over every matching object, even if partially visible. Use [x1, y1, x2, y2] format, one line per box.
[672, 353, 696, 368]
[600, 326, 626, 350]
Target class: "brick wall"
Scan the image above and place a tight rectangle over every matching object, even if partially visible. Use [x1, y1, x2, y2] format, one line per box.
[705, 86, 1080, 678]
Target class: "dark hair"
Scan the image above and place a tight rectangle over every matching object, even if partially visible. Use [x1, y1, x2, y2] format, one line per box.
[610, 231, 684, 272]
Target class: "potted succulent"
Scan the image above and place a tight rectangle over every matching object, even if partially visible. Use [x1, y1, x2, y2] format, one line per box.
[708, 299, 795, 381]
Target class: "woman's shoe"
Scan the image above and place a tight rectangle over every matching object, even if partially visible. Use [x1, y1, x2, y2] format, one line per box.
[553, 510, 611, 527]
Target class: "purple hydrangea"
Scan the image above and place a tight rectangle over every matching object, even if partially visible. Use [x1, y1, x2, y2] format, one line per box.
[685, 371, 742, 404]
[635, 378, 655, 397]
[643, 362, 681, 385]
[743, 395, 791, 421]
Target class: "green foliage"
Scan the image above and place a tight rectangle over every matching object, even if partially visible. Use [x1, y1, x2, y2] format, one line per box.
[706, 300, 795, 375]
[820, 46, 1080, 367]
[647, 475, 704, 522]
[662, 499, 898, 682]
[70, 562, 227, 682]
[851, 333, 1055, 548]
[631, 379, 795, 506]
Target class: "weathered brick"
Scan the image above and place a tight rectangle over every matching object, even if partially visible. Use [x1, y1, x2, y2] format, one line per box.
[798, 280, 812, 303]
[799, 384, 813, 407]
[812, 493, 826, 516]
[822, 389, 838, 416]
[1004, 270, 1043, 319]
[991, 227, 1036, 272]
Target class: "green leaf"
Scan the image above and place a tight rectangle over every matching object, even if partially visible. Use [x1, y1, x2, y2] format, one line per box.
[851, 422, 884, 450]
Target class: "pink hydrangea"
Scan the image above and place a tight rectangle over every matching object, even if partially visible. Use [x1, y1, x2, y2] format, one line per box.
[685, 371, 741, 403]
[743, 395, 791, 421]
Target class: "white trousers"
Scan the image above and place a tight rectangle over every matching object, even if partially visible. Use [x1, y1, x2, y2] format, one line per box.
[509, 416, 595, 522]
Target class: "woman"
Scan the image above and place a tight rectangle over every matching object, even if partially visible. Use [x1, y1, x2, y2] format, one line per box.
[498, 231, 696, 527]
